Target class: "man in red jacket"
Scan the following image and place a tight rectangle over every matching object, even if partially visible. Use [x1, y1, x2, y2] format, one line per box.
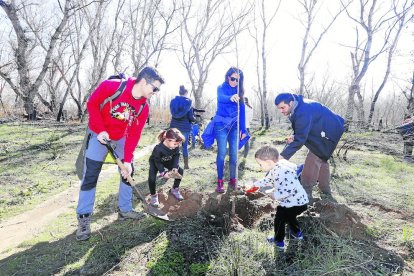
[76, 67, 164, 241]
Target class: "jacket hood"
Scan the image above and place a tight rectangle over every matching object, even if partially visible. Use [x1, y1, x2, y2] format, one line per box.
[292, 94, 304, 112]
[170, 96, 192, 118]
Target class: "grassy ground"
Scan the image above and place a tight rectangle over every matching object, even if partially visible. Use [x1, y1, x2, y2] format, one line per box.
[0, 122, 85, 221]
[0, 121, 413, 275]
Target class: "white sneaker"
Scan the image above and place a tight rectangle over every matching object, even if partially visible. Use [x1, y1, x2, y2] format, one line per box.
[150, 194, 159, 207]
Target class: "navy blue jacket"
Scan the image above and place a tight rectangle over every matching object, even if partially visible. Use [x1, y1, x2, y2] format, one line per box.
[281, 94, 345, 161]
[169, 96, 196, 133]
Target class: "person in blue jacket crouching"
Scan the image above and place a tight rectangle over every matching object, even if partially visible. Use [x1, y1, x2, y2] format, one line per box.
[275, 93, 345, 201]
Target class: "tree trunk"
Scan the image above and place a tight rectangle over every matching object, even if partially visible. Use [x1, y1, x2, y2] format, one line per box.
[345, 85, 356, 130]
[23, 95, 36, 120]
[355, 89, 365, 129]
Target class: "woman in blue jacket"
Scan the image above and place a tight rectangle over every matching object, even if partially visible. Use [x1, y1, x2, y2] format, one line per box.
[213, 67, 248, 193]
[170, 85, 196, 169]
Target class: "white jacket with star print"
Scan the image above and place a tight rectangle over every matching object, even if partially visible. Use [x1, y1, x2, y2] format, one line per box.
[254, 159, 309, 207]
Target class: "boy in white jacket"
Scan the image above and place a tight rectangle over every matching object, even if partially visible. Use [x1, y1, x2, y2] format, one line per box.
[253, 146, 309, 252]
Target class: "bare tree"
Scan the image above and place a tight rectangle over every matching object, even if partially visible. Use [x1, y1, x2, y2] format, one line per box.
[367, 0, 414, 127]
[250, 0, 281, 128]
[126, 0, 180, 75]
[56, 0, 109, 122]
[0, 80, 5, 111]
[73, 0, 126, 121]
[178, 0, 251, 108]
[312, 71, 347, 112]
[0, 0, 73, 119]
[296, 0, 346, 96]
[342, 0, 414, 129]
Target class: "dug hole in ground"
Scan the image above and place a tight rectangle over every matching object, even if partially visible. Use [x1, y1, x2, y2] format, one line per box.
[150, 186, 365, 239]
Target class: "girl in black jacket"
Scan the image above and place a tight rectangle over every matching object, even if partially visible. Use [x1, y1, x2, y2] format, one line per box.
[148, 128, 185, 207]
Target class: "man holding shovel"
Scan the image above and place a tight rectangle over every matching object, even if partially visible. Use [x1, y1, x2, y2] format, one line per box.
[274, 93, 345, 201]
[76, 67, 164, 241]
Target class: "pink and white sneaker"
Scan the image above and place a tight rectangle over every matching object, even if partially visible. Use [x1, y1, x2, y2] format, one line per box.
[170, 188, 184, 201]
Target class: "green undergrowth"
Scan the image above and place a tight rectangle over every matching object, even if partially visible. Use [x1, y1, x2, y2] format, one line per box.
[0, 122, 85, 221]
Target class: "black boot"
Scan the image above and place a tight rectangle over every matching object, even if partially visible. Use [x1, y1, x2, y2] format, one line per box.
[403, 142, 414, 162]
[184, 156, 189, 169]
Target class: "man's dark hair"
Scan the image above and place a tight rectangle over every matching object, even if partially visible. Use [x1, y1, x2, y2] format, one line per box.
[136, 67, 165, 85]
[275, 93, 294, 105]
[255, 145, 279, 162]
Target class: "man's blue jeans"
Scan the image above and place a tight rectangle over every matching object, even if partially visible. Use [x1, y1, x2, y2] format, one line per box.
[214, 122, 238, 180]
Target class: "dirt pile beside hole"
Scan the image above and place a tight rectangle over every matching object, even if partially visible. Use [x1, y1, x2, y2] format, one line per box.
[149, 188, 274, 227]
[311, 199, 366, 240]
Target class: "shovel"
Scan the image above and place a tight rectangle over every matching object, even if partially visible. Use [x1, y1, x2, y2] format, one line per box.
[103, 139, 171, 221]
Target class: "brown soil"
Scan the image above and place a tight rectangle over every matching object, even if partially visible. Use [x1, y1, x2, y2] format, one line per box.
[310, 199, 367, 240]
[149, 188, 274, 228]
[150, 189, 367, 241]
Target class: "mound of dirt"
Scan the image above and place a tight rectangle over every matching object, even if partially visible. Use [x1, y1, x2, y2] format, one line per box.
[147, 188, 274, 228]
[310, 199, 366, 240]
[146, 189, 366, 240]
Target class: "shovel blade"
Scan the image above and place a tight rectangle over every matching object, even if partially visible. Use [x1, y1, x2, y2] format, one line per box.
[144, 204, 172, 221]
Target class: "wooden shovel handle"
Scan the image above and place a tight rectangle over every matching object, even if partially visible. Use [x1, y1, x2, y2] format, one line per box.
[103, 139, 147, 203]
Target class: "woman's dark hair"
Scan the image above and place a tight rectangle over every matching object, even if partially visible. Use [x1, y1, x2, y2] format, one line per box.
[255, 145, 279, 162]
[157, 128, 185, 143]
[225, 67, 244, 102]
[179, 85, 188, 96]
[244, 97, 252, 109]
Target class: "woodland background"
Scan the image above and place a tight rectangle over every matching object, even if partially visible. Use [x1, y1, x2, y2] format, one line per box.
[0, 0, 413, 128]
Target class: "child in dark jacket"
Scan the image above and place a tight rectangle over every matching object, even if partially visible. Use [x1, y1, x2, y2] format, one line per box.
[148, 128, 185, 207]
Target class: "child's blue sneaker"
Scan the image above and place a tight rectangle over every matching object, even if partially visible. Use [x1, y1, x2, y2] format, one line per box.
[266, 235, 275, 244]
[275, 241, 285, 252]
[290, 230, 304, 240]
[267, 236, 285, 252]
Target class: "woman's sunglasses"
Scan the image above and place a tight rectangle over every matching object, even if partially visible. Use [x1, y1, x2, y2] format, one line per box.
[229, 76, 239, 82]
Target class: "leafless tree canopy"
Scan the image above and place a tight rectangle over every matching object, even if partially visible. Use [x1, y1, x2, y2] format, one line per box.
[0, 0, 412, 127]
[342, 0, 414, 129]
[178, 0, 251, 108]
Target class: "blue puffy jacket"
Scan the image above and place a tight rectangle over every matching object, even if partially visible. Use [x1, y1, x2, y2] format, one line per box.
[215, 82, 246, 133]
[169, 96, 196, 133]
[281, 94, 345, 161]
[202, 82, 250, 149]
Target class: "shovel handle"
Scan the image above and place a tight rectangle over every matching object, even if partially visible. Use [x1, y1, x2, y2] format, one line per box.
[103, 139, 147, 203]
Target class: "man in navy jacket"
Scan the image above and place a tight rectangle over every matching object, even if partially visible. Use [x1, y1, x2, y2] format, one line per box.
[275, 93, 345, 200]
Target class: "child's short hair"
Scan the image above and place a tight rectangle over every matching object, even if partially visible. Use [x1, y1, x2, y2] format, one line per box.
[255, 145, 279, 162]
[157, 128, 185, 143]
